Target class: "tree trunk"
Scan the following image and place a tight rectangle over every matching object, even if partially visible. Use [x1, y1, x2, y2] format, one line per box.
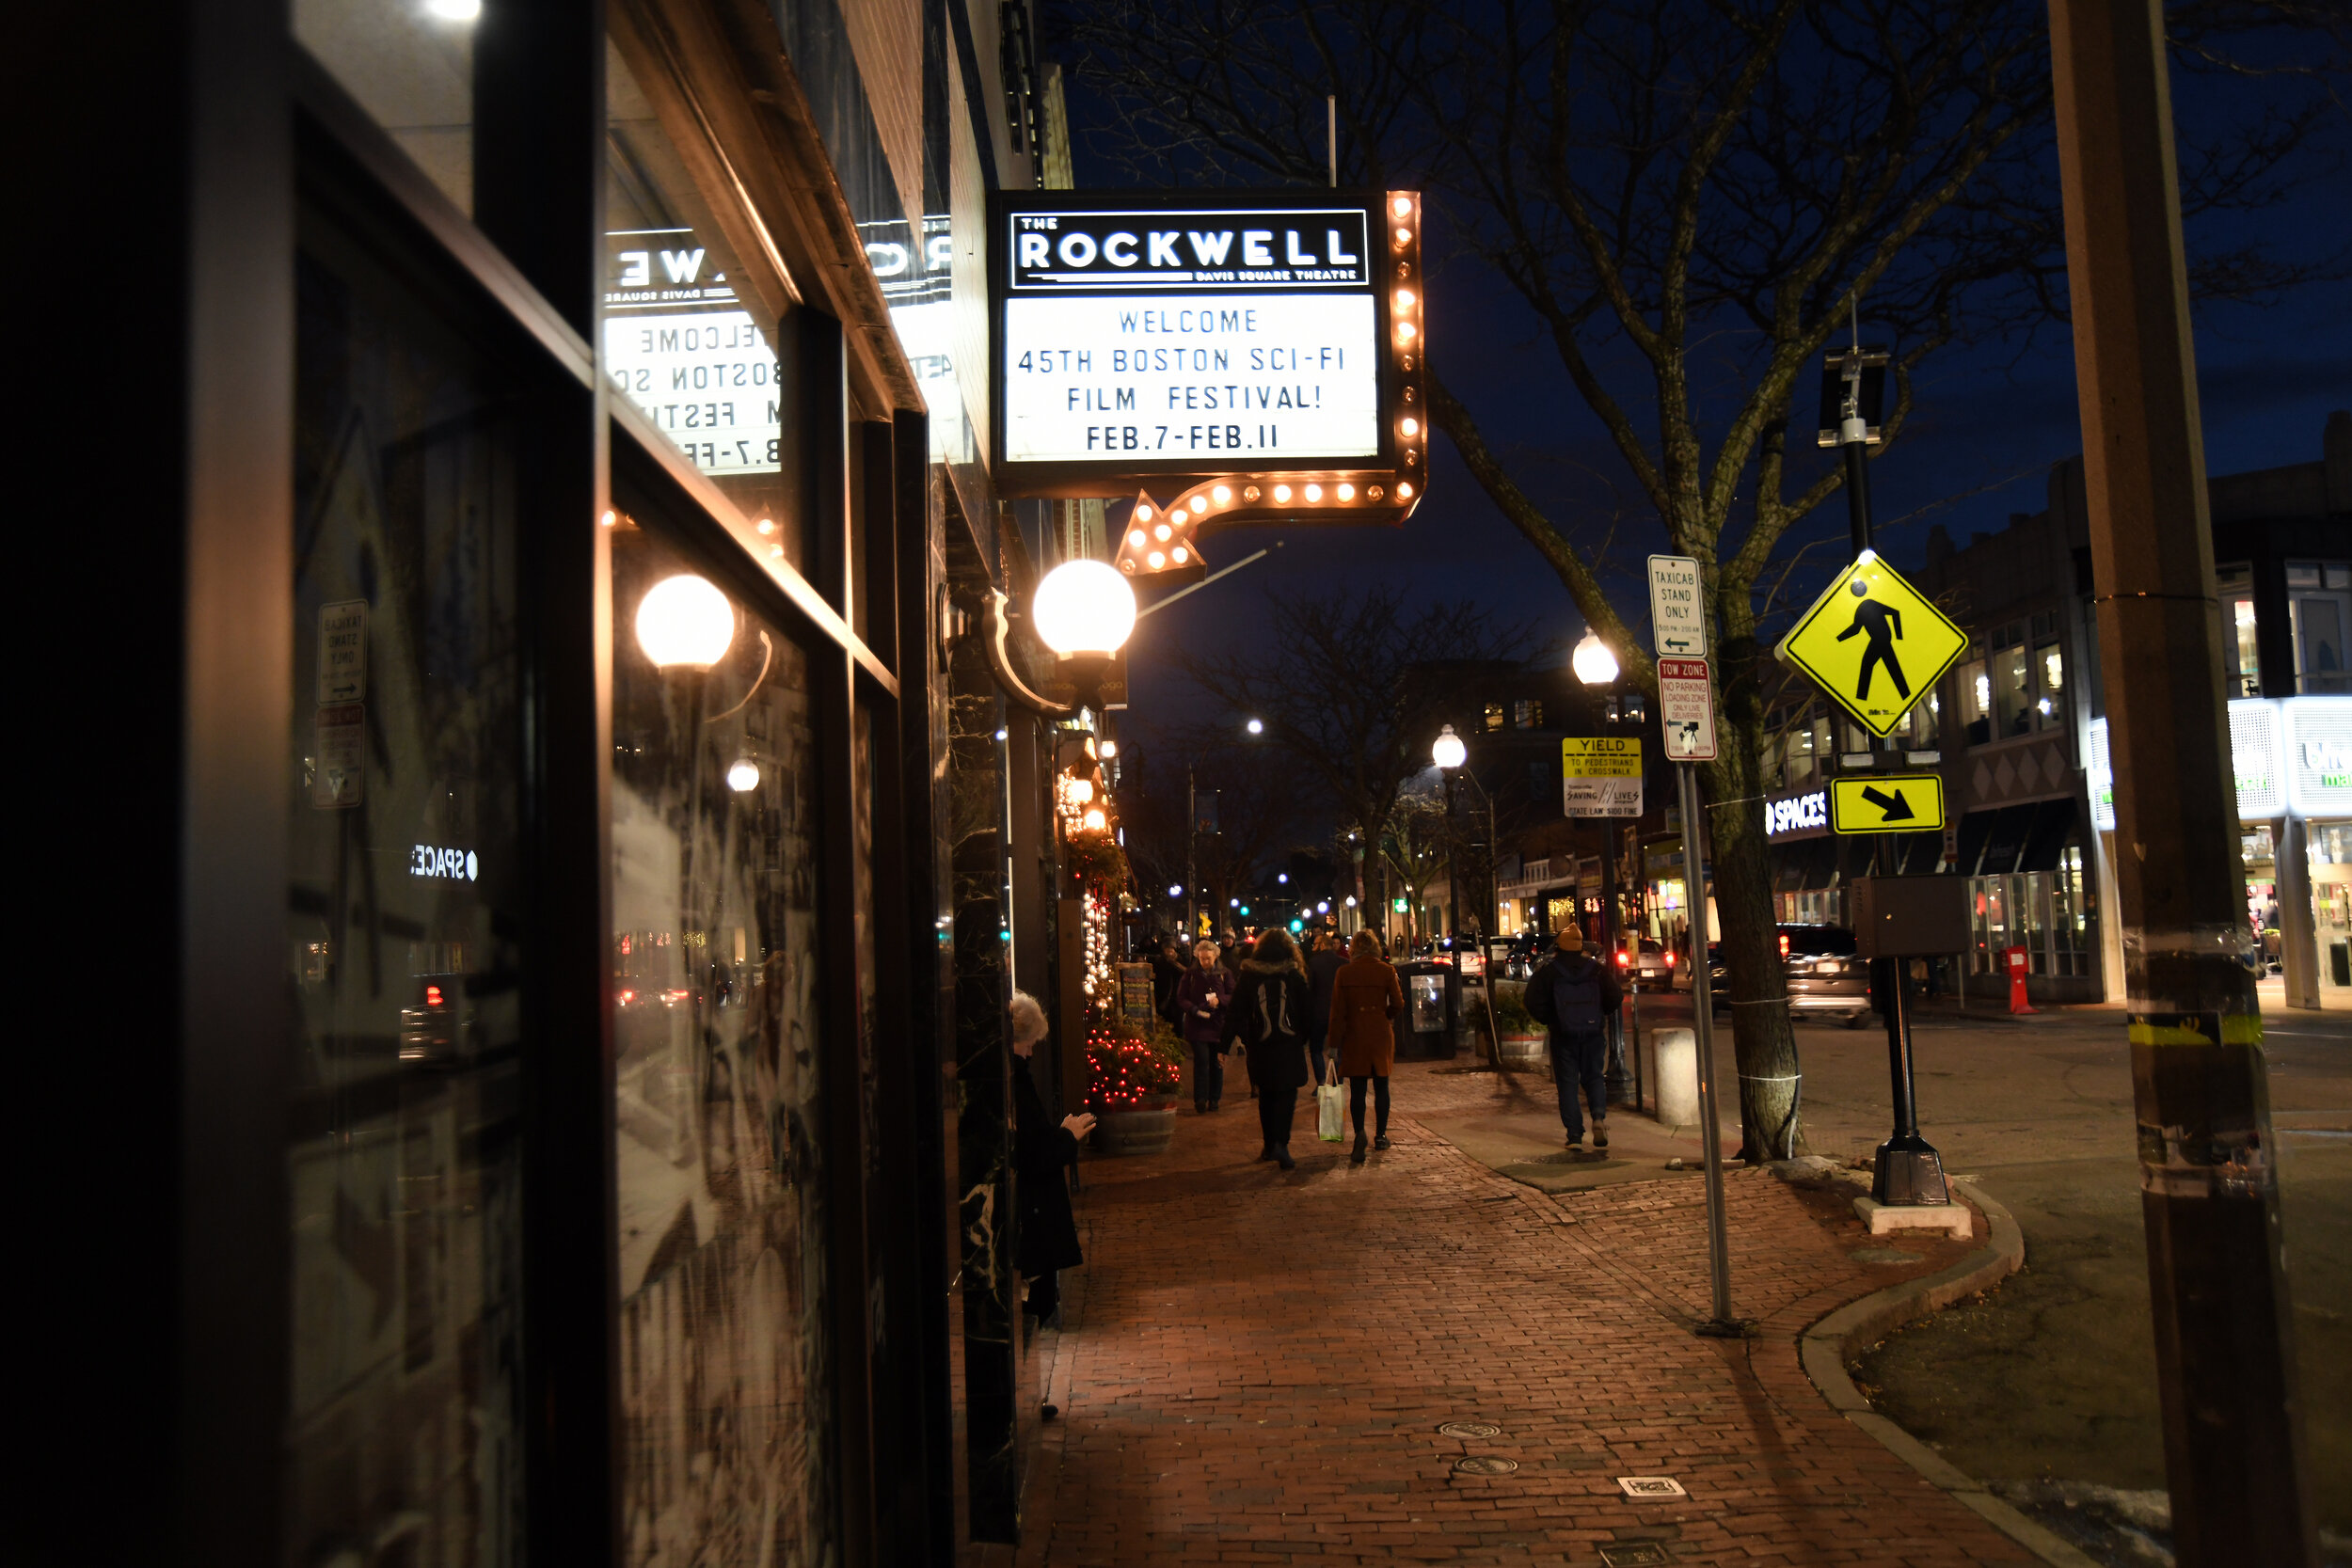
[1701, 706, 1801, 1163]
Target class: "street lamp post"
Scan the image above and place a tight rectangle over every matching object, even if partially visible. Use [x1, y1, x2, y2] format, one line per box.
[1572, 631, 1634, 1099]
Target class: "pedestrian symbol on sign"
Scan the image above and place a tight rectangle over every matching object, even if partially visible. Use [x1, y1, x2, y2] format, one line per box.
[1834, 578, 1911, 702]
[1775, 549, 1966, 738]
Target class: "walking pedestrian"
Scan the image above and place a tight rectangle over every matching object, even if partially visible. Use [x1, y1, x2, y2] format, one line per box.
[1304, 930, 1346, 1087]
[1327, 928, 1404, 1164]
[1224, 927, 1311, 1170]
[1008, 992, 1092, 1333]
[1174, 939, 1233, 1112]
[1525, 927, 1621, 1152]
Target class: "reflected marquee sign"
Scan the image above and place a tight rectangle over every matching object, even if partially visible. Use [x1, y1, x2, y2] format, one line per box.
[602, 228, 780, 477]
[987, 190, 1428, 548]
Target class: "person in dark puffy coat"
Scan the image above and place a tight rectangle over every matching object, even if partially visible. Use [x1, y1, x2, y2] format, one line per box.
[1304, 930, 1347, 1088]
[1527, 928, 1623, 1152]
[1173, 940, 1233, 1112]
[1009, 991, 1092, 1328]
[1222, 927, 1313, 1170]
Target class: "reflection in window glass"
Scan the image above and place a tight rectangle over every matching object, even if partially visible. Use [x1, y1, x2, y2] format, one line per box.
[287, 217, 525, 1557]
[294, 0, 476, 213]
[605, 40, 802, 570]
[610, 512, 835, 1561]
[2227, 593, 2262, 696]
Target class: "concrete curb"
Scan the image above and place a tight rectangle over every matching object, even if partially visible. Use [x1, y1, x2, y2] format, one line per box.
[1797, 1180, 2100, 1568]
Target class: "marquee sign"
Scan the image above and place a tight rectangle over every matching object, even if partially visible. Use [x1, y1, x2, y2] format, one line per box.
[988, 190, 1427, 567]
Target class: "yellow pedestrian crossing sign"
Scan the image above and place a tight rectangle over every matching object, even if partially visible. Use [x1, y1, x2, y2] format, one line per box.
[1829, 773, 1946, 834]
[1775, 549, 1967, 737]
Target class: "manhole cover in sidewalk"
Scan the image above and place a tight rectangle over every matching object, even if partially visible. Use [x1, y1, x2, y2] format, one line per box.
[1438, 1421, 1502, 1439]
[1615, 1476, 1688, 1498]
[1597, 1544, 1675, 1566]
[1454, 1456, 1518, 1476]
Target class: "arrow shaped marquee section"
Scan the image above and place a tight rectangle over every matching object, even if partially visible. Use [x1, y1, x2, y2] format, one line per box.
[1830, 773, 1947, 834]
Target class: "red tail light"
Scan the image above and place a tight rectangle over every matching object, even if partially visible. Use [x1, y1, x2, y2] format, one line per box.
[1664, 951, 1676, 967]
[1778, 932, 1791, 958]
[618, 990, 635, 1005]
[424, 984, 444, 1006]
[1614, 951, 1629, 967]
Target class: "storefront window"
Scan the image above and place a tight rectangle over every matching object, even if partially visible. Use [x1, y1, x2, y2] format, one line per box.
[294, 0, 475, 213]
[1994, 642, 2033, 737]
[2035, 641, 2066, 731]
[1960, 657, 1990, 746]
[286, 211, 527, 1557]
[2286, 561, 2350, 693]
[1893, 689, 1941, 748]
[610, 506, 836, 1561]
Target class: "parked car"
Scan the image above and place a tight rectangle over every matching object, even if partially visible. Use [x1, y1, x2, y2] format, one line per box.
[1682, 925, 1872, 1026]
[1615, 937, 1673, 988]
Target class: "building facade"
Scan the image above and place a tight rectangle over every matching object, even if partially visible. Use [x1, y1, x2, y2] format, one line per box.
[40, 0, 1107, 1560]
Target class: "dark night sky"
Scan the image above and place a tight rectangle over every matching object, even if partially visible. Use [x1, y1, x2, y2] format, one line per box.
[1097, 80, 2352, 737]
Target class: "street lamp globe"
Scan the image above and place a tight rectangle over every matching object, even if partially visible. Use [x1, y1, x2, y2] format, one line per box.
[1168, 883, 1184, 898]
[1245, 717, 1264, 736]
[1431, 723, 1467, 769]
[636, 574, 737, 670]
[725, 759, 760, 793]
[1571, 631, 1620, 687]
[1029, 559, 1137, 657]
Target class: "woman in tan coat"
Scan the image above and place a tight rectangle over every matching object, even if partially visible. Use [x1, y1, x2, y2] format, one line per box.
[1327, 929, 1405, 1164]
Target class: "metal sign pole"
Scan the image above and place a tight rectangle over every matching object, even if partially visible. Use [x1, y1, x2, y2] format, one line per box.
[1678, 760, 1736, 1332]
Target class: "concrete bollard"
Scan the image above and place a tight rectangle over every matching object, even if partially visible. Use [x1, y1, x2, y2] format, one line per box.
[1654, 1028, 1700, 1128]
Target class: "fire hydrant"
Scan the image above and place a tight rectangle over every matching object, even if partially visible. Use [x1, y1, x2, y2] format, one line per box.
[2005, 945, 2035, 1014]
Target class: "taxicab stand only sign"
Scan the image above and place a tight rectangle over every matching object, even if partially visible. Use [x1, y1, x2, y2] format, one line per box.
[1657, 657, 1717, 762]
[1563, 736, 1643, 817]
[1774, 549, 1967, 737]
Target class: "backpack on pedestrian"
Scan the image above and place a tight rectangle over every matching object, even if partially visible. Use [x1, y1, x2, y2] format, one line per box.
[1524, 959, 1559, 1027]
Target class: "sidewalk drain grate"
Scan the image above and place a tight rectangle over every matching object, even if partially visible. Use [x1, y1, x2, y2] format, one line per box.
[1454, 1456, 1518, 1476]
[1597, 1544, 1675, 1567]
[1615, 1476, 1688, 1499]
[1437, 1421, 1502, 1439]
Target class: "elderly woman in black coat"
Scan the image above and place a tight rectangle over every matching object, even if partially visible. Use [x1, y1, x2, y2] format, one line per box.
[1009, 991, 1092, 1326]
[1220, 927, 1313, 1170]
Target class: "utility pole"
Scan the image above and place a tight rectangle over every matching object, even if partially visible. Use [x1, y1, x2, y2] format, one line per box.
[2048, 0, 2315, 1559]
[1836, 323, 1946, 1209]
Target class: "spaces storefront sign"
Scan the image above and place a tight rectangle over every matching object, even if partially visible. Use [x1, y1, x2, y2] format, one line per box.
[1765, 789, 1828, 837]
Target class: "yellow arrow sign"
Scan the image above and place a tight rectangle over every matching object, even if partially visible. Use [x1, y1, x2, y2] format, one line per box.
[1829, 773, 1947, 834]
[1775, 549, 1968, 737]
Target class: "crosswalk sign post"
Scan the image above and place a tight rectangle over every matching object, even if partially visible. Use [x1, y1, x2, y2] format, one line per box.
[1774, 549, 1967, 737]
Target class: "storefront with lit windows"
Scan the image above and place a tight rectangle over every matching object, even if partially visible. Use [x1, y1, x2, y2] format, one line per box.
[72, 0, 1085, 1559]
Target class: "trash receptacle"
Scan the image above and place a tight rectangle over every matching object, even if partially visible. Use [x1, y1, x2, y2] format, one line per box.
[1395, 959, 1455, 1060]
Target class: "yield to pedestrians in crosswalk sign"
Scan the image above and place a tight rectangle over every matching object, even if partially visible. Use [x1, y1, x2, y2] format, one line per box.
[1774, 549, 1967, 737]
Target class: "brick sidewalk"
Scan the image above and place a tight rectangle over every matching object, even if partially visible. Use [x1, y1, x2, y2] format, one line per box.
[1017, 1059, 2036, 1565]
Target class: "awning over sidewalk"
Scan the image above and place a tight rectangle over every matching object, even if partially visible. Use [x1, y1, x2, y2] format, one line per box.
[2018, 797, 2081, 872]
[1772, 836, 1839, 891]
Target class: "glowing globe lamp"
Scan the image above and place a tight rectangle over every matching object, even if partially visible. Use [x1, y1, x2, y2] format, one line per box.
[1030, 559, 1137, 657]
[1431, 723, 1467, 769]
[1571, 631, 1620, 687]
[636, 574, 736, 670]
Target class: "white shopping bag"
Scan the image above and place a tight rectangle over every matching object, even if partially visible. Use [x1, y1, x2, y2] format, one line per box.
[1316, 1080, 1346, 1142]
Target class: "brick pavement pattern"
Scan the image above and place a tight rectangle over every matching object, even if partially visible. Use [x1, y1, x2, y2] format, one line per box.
[1020, 1059, 2036, 1565]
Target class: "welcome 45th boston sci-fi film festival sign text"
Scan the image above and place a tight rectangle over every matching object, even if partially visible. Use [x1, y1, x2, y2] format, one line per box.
[988, 190, 1430, 555]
